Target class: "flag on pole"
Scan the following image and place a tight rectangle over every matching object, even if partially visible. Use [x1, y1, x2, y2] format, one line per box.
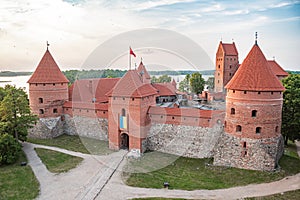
[130, 47, 136, 57]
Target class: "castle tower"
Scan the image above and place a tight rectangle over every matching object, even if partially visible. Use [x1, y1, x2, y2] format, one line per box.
[214, 37, 285, 171]
[137, 61, 151, 84]
[107, 68, 157, 153]
[214, 41, 239, 93]
[27, 48, 69, 118]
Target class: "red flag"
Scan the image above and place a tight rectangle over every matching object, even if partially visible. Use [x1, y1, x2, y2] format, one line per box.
[130, 47, 136, 57]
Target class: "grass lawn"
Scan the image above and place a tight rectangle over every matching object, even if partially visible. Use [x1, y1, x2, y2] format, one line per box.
[0, 151, 39, 200]
[28, 134, 114, 155]
[35, 148, 83, 173]
[124, 143, 300, 190]
[246, 189, 300, 200]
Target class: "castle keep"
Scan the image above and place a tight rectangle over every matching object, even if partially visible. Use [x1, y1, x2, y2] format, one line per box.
[27, 37, 288, 171]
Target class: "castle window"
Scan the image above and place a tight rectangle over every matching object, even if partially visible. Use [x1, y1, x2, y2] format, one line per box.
[231, 108, 235, 115]
[233, 90, 235, 93]
[39, 109, 44, 114]
[113, 97, 116, 100]
[258, 91, 261, 94]
[236, 125, 242, 132]
[123, 97, 125, 100]
[234, 58, 236, 61]
[230, 58, 232, 61]
[244, 91, 247, 94]
[218, 80, 220, 83]
[38, 98, 43, 104]
[243, 141, 247, 148]
[275, 126, 279, 132]
[271, 92, 274, 95]
[132, 98, 135, 101]
[103, 111, 106, 114]
[218, 73, 220, 76]
[53, 108, 58, 113]
[121, 108, 126, 116]
[61, 83, 63, 86]
[95, 110, 97, 113]
[218, 65, 220, 69]
[87, 110, 89, 112]
[53, 83, 55, 86]
[161, 115, 163, 119]
[229, 65, 232, 69]
[172, 116, 175, 119]
[229, 73, 232, 76]
[252, 110, 257, 117]
[256, 127, 261, 134]
[35, 83, 38, 86]
[43, 84, 46, 86]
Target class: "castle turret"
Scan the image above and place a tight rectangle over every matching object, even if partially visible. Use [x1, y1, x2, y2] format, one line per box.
[214, 41, 239, 93]
[27, 48, 69, 118]
[214, 37, 285, 171]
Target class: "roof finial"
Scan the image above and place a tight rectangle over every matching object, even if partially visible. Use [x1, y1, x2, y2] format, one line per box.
[255, 32, 258, 45]
[232, 38, 234, 43]
[221, 37, 222, 42]
[47, 41, 50, 50]
[273, 56, 275, 61]
[141, 57, 143, 62]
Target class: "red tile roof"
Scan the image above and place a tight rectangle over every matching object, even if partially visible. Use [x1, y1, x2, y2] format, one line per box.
[137, 61, 151, 79]
[152, 83, 176, 96]
[221, 42, 238, 56]
[225, 44, 285, 91]
[27, 49, 69, 83]
[268, 60, 289, 77]
[69, 78, 120, 103]
[107, 70, 157, 97]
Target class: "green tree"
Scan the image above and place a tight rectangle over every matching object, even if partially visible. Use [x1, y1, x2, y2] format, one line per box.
[281, 74, 300, 145]
[151, 75, 172, 83]
[190, 72, 205, 94]
[0, 85, 37, 141]
[206, 77, 214, 91]
[0, 134, 22, 165]
[179, 74, 190, 93]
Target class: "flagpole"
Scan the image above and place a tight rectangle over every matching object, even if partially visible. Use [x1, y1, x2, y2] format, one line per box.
[129, 46, 131, 70]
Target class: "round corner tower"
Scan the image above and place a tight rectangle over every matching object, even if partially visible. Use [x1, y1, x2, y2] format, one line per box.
[27, 48, 69, 118]
[214, 39, 285, 171]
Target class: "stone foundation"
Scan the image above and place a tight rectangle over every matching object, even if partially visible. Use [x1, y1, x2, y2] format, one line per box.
[146, 123, 223, 158]
[213, 132, 284, 171]
[28, 117, 64, 139]
[63, 115, 108, 140]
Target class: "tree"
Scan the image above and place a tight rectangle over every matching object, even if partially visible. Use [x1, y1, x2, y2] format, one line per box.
[281, 74, 300, 145]
[206, 77, 214, 91]
[179, 74, 190, 93]
[190, 72, 205, 94]
[0, 134, 22, 165]
[151, 75, 171, 83]
[0, 85, 37, 141]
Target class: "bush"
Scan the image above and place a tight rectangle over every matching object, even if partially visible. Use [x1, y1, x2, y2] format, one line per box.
[0, 134, 22, 165]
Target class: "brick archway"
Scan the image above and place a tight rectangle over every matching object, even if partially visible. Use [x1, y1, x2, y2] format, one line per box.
[120, 133, 129, 150]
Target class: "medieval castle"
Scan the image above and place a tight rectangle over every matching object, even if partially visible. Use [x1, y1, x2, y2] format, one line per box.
[27, 37, 289, 171]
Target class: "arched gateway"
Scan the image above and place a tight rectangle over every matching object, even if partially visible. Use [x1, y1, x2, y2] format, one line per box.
[120, 133, 129, 149]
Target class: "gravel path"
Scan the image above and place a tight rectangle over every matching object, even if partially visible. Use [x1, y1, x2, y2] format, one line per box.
[23, 141, 300, 200]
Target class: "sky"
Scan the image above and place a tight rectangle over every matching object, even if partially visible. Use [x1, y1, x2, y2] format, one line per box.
[0, 0, 299, 72]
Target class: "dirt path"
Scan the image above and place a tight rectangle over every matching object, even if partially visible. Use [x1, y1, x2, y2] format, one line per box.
[22, 142, 127, 200]
[23, 141, 300, 200]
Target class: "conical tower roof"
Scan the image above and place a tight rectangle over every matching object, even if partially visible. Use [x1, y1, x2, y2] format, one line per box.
[27, 49, 69, 83]
[225, 44, 284, 92]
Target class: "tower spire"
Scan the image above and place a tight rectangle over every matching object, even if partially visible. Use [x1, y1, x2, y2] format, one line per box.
[47, 41, 50, 50]
[255, 32, 258, 45]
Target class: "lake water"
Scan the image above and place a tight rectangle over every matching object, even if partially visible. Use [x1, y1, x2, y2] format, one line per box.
[0, 74, 213, 94]
[0, 75, 31, 93]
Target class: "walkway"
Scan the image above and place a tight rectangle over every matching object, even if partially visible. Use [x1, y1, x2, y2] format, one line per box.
[23, 141, 300, 200]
